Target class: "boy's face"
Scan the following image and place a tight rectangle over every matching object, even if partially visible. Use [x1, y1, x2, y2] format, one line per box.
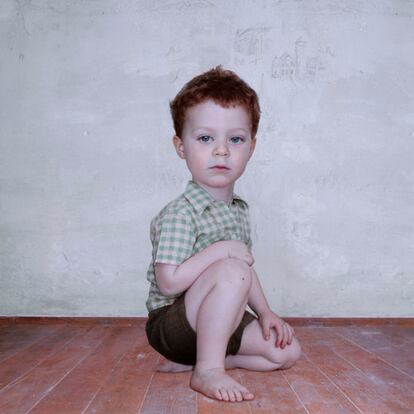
[173, 100, 256, 193]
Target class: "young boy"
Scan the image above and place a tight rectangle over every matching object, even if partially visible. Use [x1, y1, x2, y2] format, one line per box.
[145, 66, 301, 403]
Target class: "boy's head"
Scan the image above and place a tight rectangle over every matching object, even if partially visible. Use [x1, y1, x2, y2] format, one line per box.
[170, 66, 261, 139]
[170, 67, 260, 193]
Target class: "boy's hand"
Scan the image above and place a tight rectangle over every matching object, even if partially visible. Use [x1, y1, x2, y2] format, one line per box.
[224, 240, 254, 266]
[259, 311, 295, 349]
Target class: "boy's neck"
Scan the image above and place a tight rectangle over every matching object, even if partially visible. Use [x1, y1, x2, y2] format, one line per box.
[193, 180, 235, 206]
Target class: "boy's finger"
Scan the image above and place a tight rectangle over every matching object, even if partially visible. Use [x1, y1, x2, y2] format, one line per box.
[286, 324, 291, 344]
[282, 324, 289, 348]
[285, 325, 292, 346]
[275, 325, 283, 347]
[284, 324, 291, 345]
[287, 326, 293, 345]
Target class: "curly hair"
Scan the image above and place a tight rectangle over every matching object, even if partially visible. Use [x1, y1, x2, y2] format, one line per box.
[170, 66, 261, 138]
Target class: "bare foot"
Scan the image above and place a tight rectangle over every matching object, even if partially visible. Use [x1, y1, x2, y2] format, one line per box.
[156, 360, 193, 372]
[190, 367, 254, 402]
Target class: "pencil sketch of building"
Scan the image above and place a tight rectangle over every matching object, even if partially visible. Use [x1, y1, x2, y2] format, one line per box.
[234, 27, 269, 65]
[272, 52, 295, 79]
[272, 38, 328, 81]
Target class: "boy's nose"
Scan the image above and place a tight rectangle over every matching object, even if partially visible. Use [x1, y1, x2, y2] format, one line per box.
[213, 143, 229, 156]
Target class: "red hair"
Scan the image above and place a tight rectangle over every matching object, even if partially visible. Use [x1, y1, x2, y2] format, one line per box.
[170, 66, 261, 138]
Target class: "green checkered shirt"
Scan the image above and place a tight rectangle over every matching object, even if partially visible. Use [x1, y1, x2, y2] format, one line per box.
[146, 180, 252, 312]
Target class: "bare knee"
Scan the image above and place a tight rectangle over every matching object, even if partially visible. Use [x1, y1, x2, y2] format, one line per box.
[195, 258, 252, 288]
[280, 337, 301, 369]
[266, 335, 302, 370]
[214, 258, 252, 290]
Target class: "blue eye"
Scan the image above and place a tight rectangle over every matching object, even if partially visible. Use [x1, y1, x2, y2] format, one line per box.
[230, 136, 245, 144]
[198, 135, 212, 143]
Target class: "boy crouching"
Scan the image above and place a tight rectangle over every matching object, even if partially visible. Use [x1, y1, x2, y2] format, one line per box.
[145, 66, 301, 402]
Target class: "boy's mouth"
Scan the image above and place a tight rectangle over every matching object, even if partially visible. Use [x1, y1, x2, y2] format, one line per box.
[210, 165, 230, 170]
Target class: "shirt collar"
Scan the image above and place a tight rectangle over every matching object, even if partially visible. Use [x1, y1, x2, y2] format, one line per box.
[183, 180, 248, 215]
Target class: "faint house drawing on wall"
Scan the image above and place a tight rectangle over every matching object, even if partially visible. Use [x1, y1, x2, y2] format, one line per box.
[271, 52, 295, 79]
[294, 38, 306, 80]
[272, 38, 330, 81]
[234, 27, 269, 65]
[306, 56, 325, 77]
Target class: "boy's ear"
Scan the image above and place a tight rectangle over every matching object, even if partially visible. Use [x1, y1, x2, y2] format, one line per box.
[173, 135, 186, 159]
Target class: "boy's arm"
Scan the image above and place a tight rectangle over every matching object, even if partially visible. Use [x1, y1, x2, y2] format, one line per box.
[156, 240, 254, 296]
[247, 267, 272, 317]
[248, 267, 295, 347]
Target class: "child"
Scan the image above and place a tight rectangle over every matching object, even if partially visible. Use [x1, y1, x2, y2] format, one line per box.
[145, 66, 301, 403]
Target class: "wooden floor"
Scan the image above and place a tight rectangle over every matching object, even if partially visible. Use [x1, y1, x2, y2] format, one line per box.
[0, 320, 413, 413]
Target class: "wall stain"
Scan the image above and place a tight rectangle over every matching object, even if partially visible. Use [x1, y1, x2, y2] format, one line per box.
[146, 0, 214, 13]
[15, 0, 30, 36]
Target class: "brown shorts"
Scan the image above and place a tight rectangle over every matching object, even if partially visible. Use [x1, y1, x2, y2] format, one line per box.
[145, 293, 256, 366]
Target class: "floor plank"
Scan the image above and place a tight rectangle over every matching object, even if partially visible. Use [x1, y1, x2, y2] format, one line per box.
[239, 368, 308, 413]
[25, 325, 139, 414]
[139, 371, 196, 414]
[83, 340, 159, 414]
[0, 325, 50, 345]
[0, 325, 84, 389]
[0, 322, 412, 413]
[340, 326, 414, 350]
[298, 327, 414, 413]
[337, 326, 414, 378]
[0, 325, 105, 414]
[282, 354, 361, 413]
[332, 327, 414, 399]
[0, 325, 59, 363]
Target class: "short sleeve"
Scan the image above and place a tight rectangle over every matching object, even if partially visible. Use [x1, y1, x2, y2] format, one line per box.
[241, 202, 252, 250]
[155, 212, 196, 265]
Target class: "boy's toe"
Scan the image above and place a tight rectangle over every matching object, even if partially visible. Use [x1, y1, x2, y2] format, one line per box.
[234, 389, 243, 402]
[220, 388, 229, 401]
[214, 389, 223, 400]
[242, 390, 254, 400]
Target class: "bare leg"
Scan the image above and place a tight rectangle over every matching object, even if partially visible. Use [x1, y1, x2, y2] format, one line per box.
[231, 318, 302, 371]
[155, 259, 301, 397]
[157, 355, 278, 373]
[156, 360, 193, 372]
[157, 341, 298, 373]
[184, 258, 254, 402]
[156, 355, 287, 372]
